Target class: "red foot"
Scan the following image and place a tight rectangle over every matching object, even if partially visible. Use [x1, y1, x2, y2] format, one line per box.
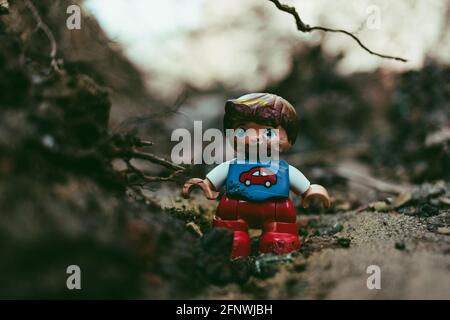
[259, 222, 300, 254]
[231, 230, 251, 258]
[213, 218, 251, 258]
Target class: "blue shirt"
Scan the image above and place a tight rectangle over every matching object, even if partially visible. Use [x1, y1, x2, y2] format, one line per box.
[225, 160, 290, 201]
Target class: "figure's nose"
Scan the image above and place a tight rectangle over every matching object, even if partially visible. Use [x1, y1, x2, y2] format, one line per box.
[243, 132, 259, 144]
[249, 135, 260, 143]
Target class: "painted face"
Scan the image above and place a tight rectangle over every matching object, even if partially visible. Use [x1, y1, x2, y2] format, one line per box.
[232, 122, 292, 160]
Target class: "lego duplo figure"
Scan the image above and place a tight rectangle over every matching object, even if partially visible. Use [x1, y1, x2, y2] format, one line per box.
[183, 93, 330, 258]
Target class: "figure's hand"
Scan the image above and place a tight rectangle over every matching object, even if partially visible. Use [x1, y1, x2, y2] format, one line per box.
[182, 178, 219, 200]
[302, 184, 331, 209]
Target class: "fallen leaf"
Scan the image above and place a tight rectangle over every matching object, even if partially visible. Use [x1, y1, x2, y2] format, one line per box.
[186, 222, 203, 237]
[369, 201, 390, 212]
[439, 197, 450, 206]
[393, 192, 412, 208]
[437, 227, 450, 235]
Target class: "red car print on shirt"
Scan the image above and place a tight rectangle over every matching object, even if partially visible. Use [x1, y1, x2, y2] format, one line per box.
[239, 167, 277, 188]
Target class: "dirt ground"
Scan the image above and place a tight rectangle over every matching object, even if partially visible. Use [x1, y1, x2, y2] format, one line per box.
[154, 187, 450, 300]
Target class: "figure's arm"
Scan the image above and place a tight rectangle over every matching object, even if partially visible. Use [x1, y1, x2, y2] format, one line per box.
[182, 177, 219, 200]
[289, 165, 331, 208]
[181, 161, 229, 200]
[301, 184, 331, 208]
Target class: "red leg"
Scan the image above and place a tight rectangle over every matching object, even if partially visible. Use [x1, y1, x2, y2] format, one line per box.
[213, 218, 250, 258]
[214, 195, 251, 258]
[259, 198, 300, 254]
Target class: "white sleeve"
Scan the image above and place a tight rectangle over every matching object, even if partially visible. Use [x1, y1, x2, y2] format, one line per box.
[206, 161, 230, 190]
[289, 165, 310, 194]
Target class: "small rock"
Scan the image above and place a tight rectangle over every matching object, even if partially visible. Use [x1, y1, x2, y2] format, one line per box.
[253, 253, 293, 279]
[41, 134, 56, 149]
[337, 238, 351, 248]
[395, 241, 406, 250]
[332, 223, 344, 233]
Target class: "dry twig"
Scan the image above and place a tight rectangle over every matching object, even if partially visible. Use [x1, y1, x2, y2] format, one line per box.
[24, 0, 61, 72]
[268, 0, 407, 62]
[125, 160, 185, 183]
[114, 90, 190, 132]
[114, 149, 184, 171]
[335, 165, 412, 194]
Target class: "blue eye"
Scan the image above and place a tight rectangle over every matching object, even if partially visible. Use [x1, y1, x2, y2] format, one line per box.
[264, 128, 277, 139]
[235, 128, 246, 138]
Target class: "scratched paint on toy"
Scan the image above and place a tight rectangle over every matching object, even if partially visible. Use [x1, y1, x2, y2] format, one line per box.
[226, 160, 289, 201]
[235, 93, 271, 106]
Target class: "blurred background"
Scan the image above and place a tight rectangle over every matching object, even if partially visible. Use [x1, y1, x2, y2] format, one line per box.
[86, 0, 450, 96]
[0, 0, 449, 299]
[83, 0, 450, 184]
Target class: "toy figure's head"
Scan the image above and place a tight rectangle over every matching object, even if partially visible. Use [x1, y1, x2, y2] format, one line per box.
[224, 93, 299, 156]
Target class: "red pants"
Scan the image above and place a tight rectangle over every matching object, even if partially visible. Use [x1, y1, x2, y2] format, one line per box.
[213, 195, 300, 258]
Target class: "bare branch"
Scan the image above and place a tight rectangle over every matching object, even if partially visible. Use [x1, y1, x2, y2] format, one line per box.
[335, 164, 412, 194]
[140, 169, 185, 183]
[138, 139, 154, 147]
[124, 160, 185, 183]
[268, 0, 407, 62]
[24, 0, 61, 72]
[114, 89, 190, 132]
[113, 148, 185, 171]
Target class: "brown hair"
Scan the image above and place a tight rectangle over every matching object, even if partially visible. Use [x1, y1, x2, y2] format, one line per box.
[223, 93, 299, 144]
